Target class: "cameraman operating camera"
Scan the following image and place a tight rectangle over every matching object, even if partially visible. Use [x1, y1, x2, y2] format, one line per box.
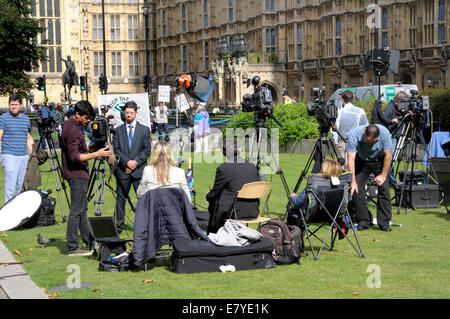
[60, 100, 112, 256]
[383, 91, 408, 184]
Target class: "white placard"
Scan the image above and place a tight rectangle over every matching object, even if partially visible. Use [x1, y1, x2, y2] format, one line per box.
[158, 85, 171, 103]
[97, 93, 151, 129]
[176, 93, 189, 113]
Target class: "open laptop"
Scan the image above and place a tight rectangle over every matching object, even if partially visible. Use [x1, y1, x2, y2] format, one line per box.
[88, 216, 132, 243]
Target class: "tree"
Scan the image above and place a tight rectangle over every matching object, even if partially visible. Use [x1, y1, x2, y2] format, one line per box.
[0, 0, 47, 96]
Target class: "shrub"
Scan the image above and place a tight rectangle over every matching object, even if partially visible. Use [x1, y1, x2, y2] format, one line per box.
[421, 87, 450, 131]
[225, 101, 320, 147]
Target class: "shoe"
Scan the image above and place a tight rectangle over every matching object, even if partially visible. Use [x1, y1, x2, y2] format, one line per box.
[379, 225, 392, 232]
[68, 248, 93, 256]
[357, 224, 369, 231]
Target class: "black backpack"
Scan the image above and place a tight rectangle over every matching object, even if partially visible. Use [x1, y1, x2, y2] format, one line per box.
[259, 218, 300, 265]
[36, 195, 56, 227]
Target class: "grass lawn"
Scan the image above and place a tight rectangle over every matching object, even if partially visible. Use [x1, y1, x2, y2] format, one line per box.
[0, 149, 449, 299]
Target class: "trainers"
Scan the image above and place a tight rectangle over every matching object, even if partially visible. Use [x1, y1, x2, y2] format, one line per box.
[68, 248, 93, 256]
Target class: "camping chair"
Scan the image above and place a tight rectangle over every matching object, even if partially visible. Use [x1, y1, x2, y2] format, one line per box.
[229, 181, 272, 227]
[298, 172, 365, 260]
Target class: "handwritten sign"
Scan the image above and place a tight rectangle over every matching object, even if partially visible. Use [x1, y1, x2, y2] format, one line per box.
[158, 85, 171, 103]
[176, 94, 189, 112]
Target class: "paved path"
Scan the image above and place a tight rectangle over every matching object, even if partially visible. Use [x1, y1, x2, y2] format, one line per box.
[0, 240, 48, 299]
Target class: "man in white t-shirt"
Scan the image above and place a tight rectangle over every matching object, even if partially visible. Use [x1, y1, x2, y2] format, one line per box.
[333, 90, 368, 169]
[155, 101, 170, 142]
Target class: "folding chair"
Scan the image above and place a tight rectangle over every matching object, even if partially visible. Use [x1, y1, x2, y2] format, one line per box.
[298, 172, 365, 260]
[229, 181, 272, 226]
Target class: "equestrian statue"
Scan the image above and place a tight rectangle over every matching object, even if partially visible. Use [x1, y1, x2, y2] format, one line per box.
[61, 55, 79, 101]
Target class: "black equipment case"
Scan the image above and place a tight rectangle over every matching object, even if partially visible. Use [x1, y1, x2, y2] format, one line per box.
[170, 237, 276, 274]
[397, 170, 427, 185]
[393, 183, 441, 209]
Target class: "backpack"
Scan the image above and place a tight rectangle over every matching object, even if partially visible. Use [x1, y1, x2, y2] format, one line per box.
[288, 224, 307, 258]
[259, 218, 300, 265]
[36, 195, 56, 227]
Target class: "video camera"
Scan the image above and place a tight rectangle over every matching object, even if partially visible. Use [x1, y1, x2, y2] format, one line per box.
[35, 103, 59, 133]
[91, 105, 115, 151]
[241, 76, 274, 113]
[241, 76, 282, 128]
[397, 90, 430, 114]
[307, 88, 337, 130]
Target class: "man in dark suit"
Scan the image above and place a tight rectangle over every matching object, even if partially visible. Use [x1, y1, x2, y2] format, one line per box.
[112, 101, 151, 233]
[206, 138, 260, 234]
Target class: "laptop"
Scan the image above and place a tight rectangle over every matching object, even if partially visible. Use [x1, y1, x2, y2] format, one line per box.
[88, 216, 132, 243]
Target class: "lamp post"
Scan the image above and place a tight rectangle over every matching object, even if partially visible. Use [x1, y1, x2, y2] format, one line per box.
[301, 83, 304, 101]
[234, 34, 246, 59]
[100, 0, 107, 94]
[142, 1, 151, 103]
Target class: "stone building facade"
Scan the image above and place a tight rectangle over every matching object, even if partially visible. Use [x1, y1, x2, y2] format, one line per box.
[11, 0, 450, 108]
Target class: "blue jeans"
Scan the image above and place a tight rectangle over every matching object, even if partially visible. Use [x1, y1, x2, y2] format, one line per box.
[1, 154, 29, 203]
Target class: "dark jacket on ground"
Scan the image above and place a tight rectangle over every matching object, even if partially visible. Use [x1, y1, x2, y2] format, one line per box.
[133, 187, 208, 266]
[206, 158, 260, 234]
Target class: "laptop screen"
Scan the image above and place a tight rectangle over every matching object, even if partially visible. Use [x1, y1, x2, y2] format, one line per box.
[89, 217, 118, 239]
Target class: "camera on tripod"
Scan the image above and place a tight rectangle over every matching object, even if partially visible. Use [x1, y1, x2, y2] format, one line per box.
[241, 76, 274, 113]
[397, 90, 430, 114]
[307, 88, 337, 129]
[36, 103, 59, 133]
[91, 105, 115, 151]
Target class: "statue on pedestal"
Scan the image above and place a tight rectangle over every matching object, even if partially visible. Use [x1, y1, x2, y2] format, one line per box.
[61, 55, 79, 101]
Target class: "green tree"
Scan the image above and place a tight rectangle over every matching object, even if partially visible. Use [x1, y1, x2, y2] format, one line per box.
[0, 0, 46, 96]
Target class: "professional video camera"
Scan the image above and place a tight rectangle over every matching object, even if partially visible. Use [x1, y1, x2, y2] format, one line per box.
[241, 76, 274, 113]
[397, 90, 430, 114]
[36, 102, 59, 133]
[91, 105, 115, 151]
[241, 76, 282, 127]
[307, 88, 337, 130]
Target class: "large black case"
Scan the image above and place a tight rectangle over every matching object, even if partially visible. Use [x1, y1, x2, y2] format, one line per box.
[393, 183, 441, 209]
[170, 237, 276, 274]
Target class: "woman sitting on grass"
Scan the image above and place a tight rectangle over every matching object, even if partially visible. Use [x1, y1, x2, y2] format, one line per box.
[136, 141, 191, 201]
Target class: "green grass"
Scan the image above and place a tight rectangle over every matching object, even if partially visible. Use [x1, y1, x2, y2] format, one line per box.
[1, 151, 449, 299]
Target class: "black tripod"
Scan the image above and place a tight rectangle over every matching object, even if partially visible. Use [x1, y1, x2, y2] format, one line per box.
[37, 128, 70, 223]
[288, 125, 341, 203]
[393, 112, 449, 215]
[87, 151, 137, 218]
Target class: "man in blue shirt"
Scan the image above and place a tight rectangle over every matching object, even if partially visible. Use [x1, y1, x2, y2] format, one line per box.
[347, 124, 393, 231]
[0, 94, 34, 203]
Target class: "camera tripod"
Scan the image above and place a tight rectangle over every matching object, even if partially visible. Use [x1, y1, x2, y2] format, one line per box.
[288, 126, 342, 203]
[392, 112, 449, 215]
[87, 151, 136, 218]
[37, 129, 70, 223]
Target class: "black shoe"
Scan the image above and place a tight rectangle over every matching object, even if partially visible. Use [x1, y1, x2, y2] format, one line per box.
[379, 225, 392, 232]
[357, 224, 369, 231]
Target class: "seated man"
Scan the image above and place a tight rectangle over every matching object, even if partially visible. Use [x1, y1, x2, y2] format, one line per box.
[206, 138, 260, 234]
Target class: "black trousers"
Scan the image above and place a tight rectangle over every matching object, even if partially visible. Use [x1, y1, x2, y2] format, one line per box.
[157, 123, 170, 142]
[352, 156, 392, 228]
[115, 175, 140, 233]
[67, 178, 94, 253]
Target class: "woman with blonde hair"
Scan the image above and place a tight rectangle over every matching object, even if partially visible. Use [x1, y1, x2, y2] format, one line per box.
[289, 158, 343, 210]
[136, 141, 190, 201]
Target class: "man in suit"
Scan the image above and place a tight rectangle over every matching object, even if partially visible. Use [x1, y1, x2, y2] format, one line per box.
[112, 101, 151, 233]
[206, 138, 260, 234]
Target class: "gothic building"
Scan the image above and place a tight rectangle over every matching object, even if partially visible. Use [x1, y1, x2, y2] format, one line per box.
[20, 0, 450, 108]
